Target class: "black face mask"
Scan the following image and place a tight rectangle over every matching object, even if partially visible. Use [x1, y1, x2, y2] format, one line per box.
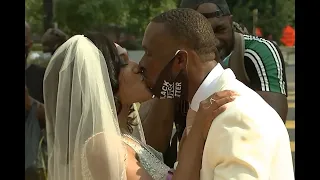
[149, 50, 188, 100]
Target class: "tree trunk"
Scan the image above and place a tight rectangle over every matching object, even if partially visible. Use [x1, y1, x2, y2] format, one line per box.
[271, 0, 276, 16]
[176, 0, 182, 7]
[43, 0, 53, 32]
[252, 9, 258, 35]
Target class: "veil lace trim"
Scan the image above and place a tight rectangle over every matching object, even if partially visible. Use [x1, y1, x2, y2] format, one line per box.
[81, 132, 128, 180]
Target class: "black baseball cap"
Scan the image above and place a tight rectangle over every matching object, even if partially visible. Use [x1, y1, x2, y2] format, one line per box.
[180, 0, 231, 16]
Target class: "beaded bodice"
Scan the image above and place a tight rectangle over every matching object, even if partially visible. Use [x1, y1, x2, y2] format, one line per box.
[122, 134, 170, 180]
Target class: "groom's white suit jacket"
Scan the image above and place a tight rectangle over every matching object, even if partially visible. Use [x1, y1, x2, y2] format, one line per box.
[188, 64, 294, 180]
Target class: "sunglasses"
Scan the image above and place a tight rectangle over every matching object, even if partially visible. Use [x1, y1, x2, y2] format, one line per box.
[201, 10, 227, 19]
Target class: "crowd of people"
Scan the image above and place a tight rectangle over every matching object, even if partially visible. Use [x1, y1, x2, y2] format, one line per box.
[25, 0, 293, 180]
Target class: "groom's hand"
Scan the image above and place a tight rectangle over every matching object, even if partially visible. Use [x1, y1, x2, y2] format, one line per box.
[194, 90, 239, 141]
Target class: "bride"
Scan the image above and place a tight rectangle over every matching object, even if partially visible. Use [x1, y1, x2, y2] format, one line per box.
[44, 33, 236, 180]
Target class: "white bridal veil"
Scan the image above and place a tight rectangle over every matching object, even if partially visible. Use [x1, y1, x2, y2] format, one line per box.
[44, 35, 135, 180]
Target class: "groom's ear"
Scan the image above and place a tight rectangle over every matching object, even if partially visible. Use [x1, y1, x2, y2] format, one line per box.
[175, 50, 188, 69]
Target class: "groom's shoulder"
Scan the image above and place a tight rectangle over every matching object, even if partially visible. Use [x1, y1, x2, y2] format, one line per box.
[212, 95, 282, 130]
[216, 80, 283, 129]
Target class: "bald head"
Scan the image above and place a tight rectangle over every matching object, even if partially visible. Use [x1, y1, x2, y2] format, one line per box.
[42, 28, 69, 54]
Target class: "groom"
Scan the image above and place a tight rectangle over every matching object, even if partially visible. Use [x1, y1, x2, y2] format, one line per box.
[137, 8, 294, 179]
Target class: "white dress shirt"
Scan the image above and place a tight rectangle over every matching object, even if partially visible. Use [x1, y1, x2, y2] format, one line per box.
[190, 63, 225, 112]
[186, 63, 225, 135]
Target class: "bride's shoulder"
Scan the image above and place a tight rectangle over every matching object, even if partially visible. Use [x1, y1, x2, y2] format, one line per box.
[83, 132, 105, 148]
[122, 136, 138, 154]
[122, 135, 141, 155]
[84, 133, 137, 158]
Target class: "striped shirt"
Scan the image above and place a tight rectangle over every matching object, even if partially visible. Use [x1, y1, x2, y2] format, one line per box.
[223, 35, 287, 96]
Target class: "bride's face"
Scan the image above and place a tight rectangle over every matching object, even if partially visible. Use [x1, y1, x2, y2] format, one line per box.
[118, 59, 152, 105]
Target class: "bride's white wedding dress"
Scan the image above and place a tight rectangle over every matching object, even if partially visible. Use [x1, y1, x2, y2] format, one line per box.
[81, 133, 170, 180]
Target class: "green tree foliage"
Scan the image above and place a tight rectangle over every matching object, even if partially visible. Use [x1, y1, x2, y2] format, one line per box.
[26, 0, 44, 34]
[53, 0, 176, 36]
[256, 0, 295, 42]
[125, 0, 177, 35]
[54, 0, 128, 34]
[229, 1, 254, 33]
[26, 0, 293, 42]
[230, 0, 295, 42]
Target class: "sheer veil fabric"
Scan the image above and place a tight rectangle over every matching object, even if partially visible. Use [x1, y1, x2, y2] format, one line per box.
[44, 35, 129, 180]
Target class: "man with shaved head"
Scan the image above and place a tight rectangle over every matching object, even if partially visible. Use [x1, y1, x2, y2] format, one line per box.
[42, 28, 69, 55]
[137, 8, 293, 179]
[139, 0, 289, 170]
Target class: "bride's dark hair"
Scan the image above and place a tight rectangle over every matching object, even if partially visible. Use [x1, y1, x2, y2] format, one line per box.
[84, 32, 137, 133]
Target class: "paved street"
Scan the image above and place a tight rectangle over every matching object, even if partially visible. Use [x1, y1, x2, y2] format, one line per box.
[285, 65, 295, 169]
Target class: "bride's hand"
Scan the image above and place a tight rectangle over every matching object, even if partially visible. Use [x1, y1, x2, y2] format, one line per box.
[193, 90, 239, 141]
